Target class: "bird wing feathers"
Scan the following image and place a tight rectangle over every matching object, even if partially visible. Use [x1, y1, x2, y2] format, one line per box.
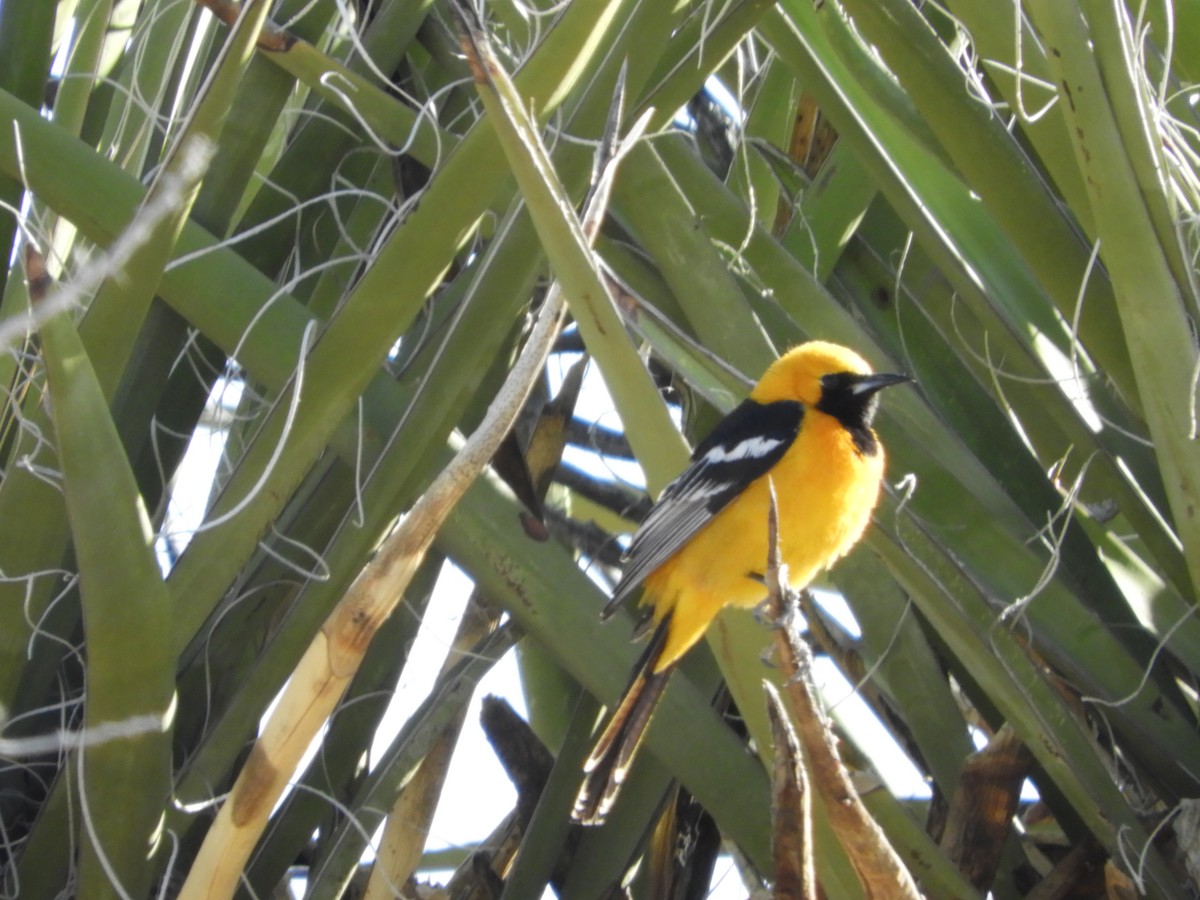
[602, 399, 804, 616]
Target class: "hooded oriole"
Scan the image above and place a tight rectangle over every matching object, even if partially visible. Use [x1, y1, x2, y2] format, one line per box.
[572, 341, 908, 825]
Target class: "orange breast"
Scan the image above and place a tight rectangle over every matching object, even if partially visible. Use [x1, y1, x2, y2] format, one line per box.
[642, 413, 885, 670]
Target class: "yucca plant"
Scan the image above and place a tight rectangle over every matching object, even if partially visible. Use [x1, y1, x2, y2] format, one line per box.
[0, 0, 1197, 897]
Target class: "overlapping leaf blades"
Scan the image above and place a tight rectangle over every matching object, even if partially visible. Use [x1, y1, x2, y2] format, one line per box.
[0, 0, 1196, 896]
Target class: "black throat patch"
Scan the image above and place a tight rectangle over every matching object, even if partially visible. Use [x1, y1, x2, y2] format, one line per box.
[815, 373, 882, 455]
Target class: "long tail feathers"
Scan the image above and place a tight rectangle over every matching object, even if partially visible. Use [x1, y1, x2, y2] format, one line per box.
[572, 617, 674, 825]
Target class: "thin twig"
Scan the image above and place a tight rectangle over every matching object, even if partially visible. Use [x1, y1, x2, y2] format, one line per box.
[764, 481, 924, 900]
[765, 681, 817, 900]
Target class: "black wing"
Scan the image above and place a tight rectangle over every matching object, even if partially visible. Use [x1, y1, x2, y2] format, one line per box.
[602, 399, 804, 617]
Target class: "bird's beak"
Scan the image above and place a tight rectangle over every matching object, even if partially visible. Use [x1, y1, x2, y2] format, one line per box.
[851, 372, 912, 397]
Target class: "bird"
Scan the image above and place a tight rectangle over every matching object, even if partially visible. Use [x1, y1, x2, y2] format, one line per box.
[571, 340, 909, 825]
